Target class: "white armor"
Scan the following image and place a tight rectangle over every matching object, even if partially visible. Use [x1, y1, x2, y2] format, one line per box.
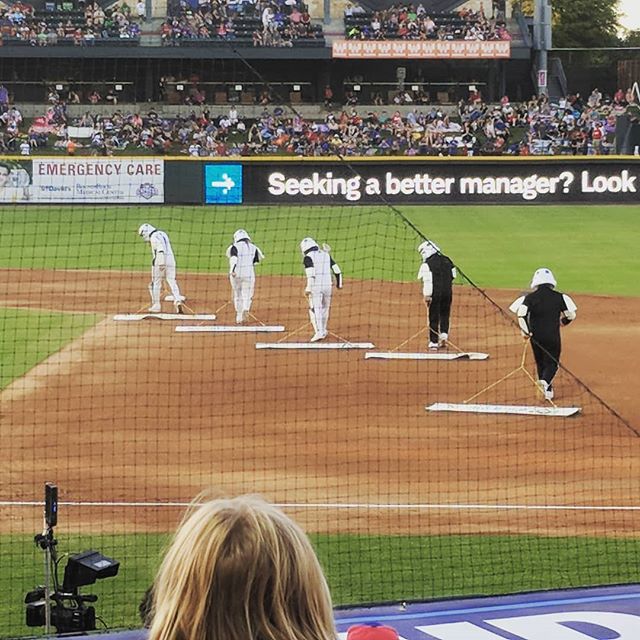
[139, 223, 183, 312]
[227, 229, 264, 323]
[530, 267, 557, 288]
[301, 238, 342, 342]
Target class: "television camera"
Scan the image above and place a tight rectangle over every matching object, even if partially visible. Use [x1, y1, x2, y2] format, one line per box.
[24, 483, 120, 634]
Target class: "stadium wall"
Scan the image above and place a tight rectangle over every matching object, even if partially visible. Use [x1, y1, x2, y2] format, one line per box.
[3, 156, 640, 205]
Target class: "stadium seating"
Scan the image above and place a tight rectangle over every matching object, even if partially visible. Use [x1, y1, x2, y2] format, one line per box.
[344, 6, 508, 41]
[0, 3, 141, 45]
[163, 1, 325, 48]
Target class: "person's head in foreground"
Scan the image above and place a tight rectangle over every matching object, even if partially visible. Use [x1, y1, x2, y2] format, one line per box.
[148, 494, 336, 640]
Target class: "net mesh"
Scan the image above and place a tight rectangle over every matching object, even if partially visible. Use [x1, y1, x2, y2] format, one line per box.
[1, 193, 639, 635]
[1, 3, 639, 625]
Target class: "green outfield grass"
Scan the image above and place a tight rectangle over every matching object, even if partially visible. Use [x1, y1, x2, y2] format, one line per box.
[3, 532, 640, 636]
[0, 308, 101, 389]
[0, 204, 638, 295]
[402, 204, 640, 297]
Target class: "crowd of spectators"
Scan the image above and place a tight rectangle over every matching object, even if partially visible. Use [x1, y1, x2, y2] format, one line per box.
[0, 85, 634, 157]
[0, 1, 142, 45]
[162, 0, 321, 47]
[344, 3, 510, 42]
[457, 88, 627, 156]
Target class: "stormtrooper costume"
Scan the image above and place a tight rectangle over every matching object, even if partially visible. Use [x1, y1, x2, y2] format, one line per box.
[300, 237, 343, 342]
[417, 240, 456, 350]
[509, 268, 577, 400]
[138, 223, 184, 313]
[226, 229, 264, 323]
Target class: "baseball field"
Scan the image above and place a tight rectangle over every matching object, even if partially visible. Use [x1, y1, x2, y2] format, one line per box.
[1, 203, 639, 635]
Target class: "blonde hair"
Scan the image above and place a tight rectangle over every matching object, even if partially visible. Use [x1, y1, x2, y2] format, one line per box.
[148, 495, 336, 640]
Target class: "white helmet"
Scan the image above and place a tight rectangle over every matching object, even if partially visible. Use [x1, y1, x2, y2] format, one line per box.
[530, 268, 557, 288]
[300, 237, 318, 254]
[417, 240, 439, 260]
[138, 223, 156, 241]
[233, 229, 250, 243]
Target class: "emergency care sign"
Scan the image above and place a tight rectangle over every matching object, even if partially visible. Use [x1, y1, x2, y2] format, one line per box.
[241, 160, 640, 204]
[31, 159, 164, 203]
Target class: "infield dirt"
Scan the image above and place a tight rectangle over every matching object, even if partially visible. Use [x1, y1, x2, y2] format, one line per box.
[1, 269, 639, 538]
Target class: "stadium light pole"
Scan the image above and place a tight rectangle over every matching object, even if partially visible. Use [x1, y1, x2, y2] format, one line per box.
[533, 0, 552, 95]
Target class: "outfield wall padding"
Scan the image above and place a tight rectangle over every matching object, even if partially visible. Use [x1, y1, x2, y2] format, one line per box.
[3, 156, 640, 205]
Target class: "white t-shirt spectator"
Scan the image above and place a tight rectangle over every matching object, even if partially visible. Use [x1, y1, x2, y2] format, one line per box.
[345, 2, 364, 16]
[20, 140, 31, 156]
[588, 89, 602, 108]
[136, 1, 145, 18]
[262, 7, 273, 28]
[8, 107, 22, 123]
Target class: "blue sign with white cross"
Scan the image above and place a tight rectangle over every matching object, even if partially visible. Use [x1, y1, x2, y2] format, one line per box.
[204, 164, 243, 204]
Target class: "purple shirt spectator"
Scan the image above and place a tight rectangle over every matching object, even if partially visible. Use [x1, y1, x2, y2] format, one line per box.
[0, 85, 9, 109]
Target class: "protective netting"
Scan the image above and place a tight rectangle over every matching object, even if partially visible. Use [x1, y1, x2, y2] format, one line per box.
[0, 190, 639, 636]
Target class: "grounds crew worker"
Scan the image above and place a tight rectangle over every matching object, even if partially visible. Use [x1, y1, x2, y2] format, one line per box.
[300, 237, 343, 343]
[138, 223, 184, 314]
[417, 240, 456, 350]
[509, 268, 577, 401]
[226, 229, 265, 324]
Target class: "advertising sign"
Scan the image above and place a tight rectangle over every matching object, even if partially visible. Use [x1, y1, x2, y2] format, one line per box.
[334, 585, 640, 639]
[332, 39, 511, 59]
[240, 160, 640, 204]
[204, 163, 243, 204]
[0, 159, 31, 203]
[537, 69, 548, 90]
[29, 159, 164, 203]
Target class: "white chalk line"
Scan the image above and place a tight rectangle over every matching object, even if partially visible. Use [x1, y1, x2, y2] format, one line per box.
[2, 501, 640, 511]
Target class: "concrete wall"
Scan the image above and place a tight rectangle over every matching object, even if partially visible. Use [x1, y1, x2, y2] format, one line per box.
[16, 102, 460, 118]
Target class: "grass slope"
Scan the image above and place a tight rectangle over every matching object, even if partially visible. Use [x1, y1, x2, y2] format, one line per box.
[3, 532, 640, 637]
[0, 308, 101, 389]
[0, 204, 637, 295]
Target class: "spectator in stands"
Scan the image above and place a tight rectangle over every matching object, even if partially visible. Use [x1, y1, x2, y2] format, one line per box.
[323, 85, 333, 108]
[344, 1, 365, 16]
[1, 83, 622, 158]
[587, 88, 602, 108]
[345, 2, 508, 41]
[136, 0, 146, 21]
[261, 5, 273, 29]
[258, 88, 272, 105]
[147, 495, 336, 640]
[0, 85, 9, 112]
[625, 87, 637, 104]
[47, 87, 59, 105]
[163, 0, 320, 47]
[1, 0, 142, 45]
